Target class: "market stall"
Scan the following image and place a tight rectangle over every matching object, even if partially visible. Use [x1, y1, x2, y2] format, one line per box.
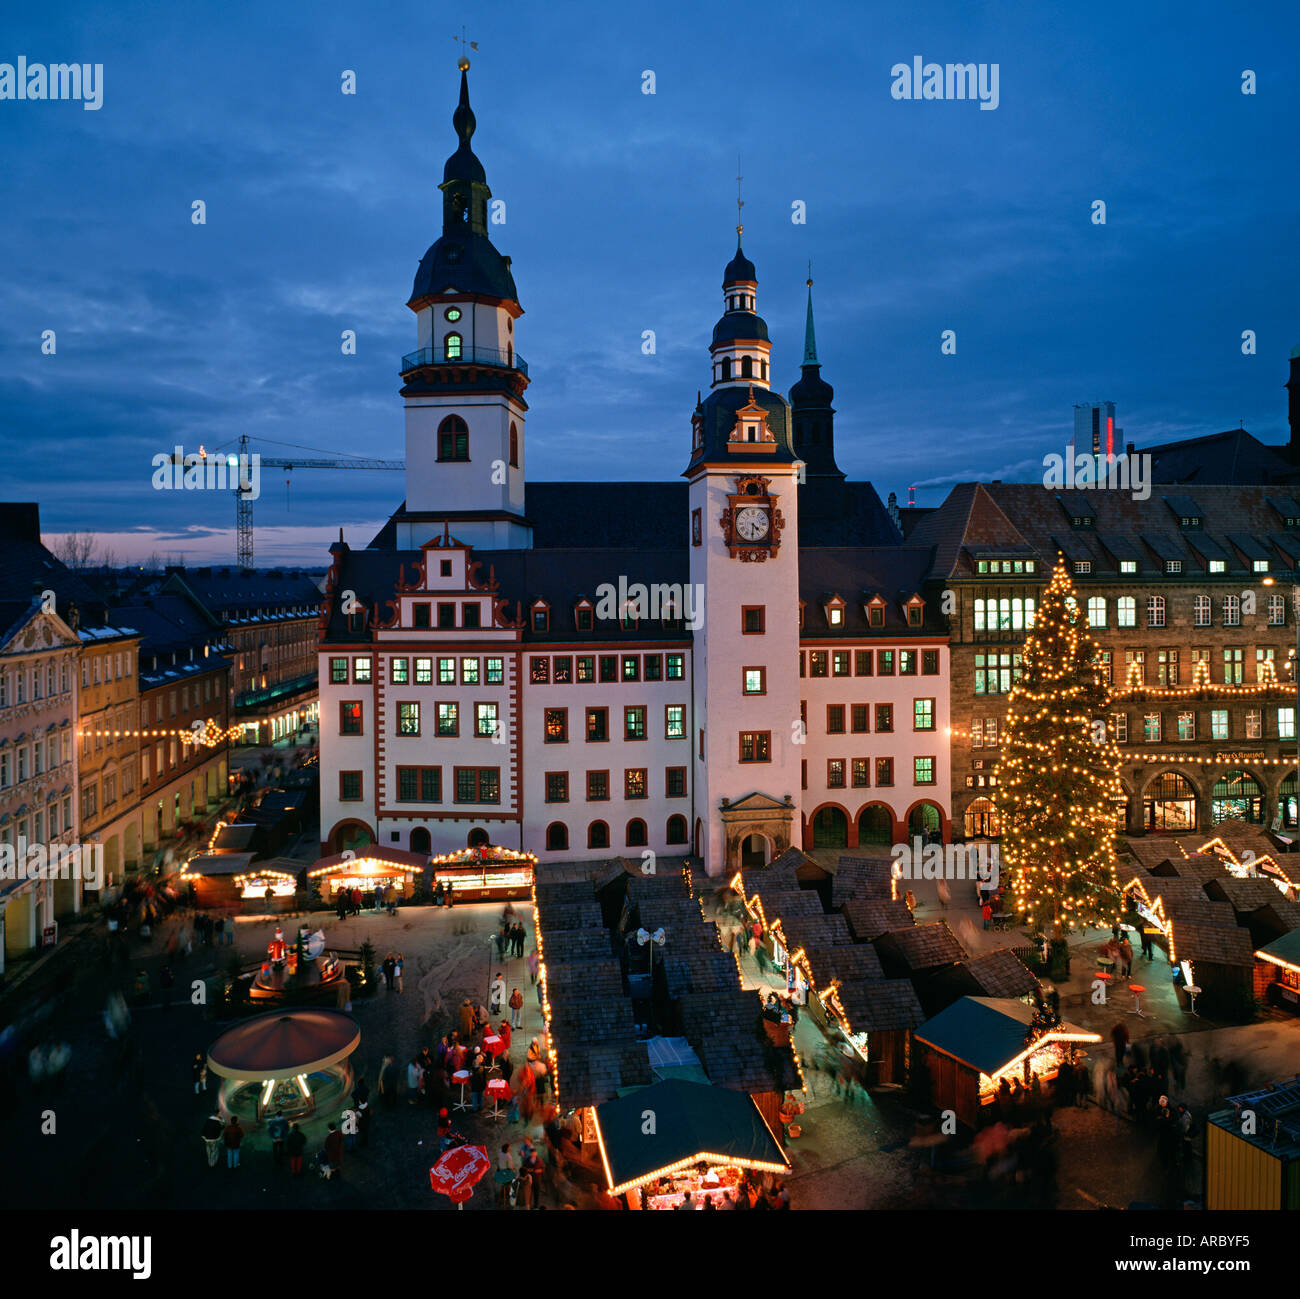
[430, 844, 536, 902]
[912, 996, 1101, 1128]
[590, 1078, 789, 1208]
[308, 845, 426, 900]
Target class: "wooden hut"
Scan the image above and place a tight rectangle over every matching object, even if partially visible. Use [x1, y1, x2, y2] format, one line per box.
[1206, 1079, 1300, 1209]
[912, 996, 1100, 1128]
[1253, 929, 1300, 1013]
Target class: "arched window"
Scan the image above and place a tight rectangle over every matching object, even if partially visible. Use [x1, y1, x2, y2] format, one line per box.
[760, 360, 767, 381]
[546, 822, 568, 851]
[666, 814, 687, 845]
[626, 819, 647, 848]
[467, 827, 490, 848]
[723, 358, 733, 381]
[509, 421, 519, 468]
[410, 827, 431, 854]
[741, 356, 753, 379]
[588, 820, 609, 849]
[507, 344, 513, 367]
[438, 415, 469, 461]
[444, 331, 462, 361]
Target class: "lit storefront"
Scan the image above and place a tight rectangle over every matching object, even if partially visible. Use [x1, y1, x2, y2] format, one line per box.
[1255, 931, 1300, 1013]
[429, 845, 536, 902]
[1144, 771, 1197, 831]
[1212, 770, 1265, 825]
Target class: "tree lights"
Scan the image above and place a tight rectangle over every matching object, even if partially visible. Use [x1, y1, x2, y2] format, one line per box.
[993, 557, 1124, 939]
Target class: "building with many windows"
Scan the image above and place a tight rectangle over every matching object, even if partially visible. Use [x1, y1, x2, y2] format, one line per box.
[316, 67, 949, 876]
[913, 482, 1300, 839]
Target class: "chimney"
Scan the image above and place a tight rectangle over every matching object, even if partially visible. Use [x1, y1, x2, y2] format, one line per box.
[1, 503, 42, 544]
[1126, 442, 1136, 458]
[1288, 350, 1300, 463]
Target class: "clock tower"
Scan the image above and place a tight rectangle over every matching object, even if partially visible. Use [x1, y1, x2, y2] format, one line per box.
[686, 237, 802, 876]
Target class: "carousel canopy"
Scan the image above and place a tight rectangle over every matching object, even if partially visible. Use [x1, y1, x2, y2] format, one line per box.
[914, 996, 1100, 1078]
[591, 1078, 788, 1196]
[207, 1009, 360, 1081]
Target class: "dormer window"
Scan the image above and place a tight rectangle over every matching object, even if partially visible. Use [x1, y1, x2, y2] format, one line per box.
[906, 597, 925, 628]
[1208, 560, 1226, 573]
[531, 601, 550, 633]
[574, 600, 594, 632]
[824, 596, 846, 628]
[746, 425, 757, 442]
[1253, 559, 1269, 573]
[864, 596, 887, 629]
[798, 601, 806, 631]
[1120, 560, 1137, 574]
[1165, 560, 1182, 574]
[621, 604, 639, 631]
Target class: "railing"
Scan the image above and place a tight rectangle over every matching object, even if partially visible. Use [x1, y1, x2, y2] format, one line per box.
[401, 345, 528, 378]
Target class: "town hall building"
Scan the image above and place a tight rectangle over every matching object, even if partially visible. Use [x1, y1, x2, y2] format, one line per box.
[316, 65, 951, 876]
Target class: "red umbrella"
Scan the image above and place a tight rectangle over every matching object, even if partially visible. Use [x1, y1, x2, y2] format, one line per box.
[429, 1144, 490, 1207]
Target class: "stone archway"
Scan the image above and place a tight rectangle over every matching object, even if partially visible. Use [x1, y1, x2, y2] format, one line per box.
[467, 827, 490, 849]
[857, 803, 894, 847]
[327, 819, 375, 854]
[810, 805, 848, 849]
[740, 833, 770, 868]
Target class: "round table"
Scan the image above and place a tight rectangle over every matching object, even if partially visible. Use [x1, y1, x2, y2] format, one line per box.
[1127, 984, 1147, 1018]
[485, 1077, 510, 1122]
[452, 1069, 471, 1111]
[1184, 984, 1202, 1017]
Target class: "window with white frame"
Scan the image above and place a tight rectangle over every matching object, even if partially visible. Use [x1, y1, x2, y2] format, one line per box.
[1147, 595, 1165, 627]
[1087, 596, 1106, 628]
[1211, 710, 1228, 740]
[1176, 711, 1195, 741]
[1117, 597, 1136, 628]
[1268, 594, 1286, 626]
[1222, 595, 1241, 627]
[1279, 707, 1296, 741]
[1143, 713, 1161, 743]
[1246, 709, 1262, 739]
[1193, 595, 1211, 627]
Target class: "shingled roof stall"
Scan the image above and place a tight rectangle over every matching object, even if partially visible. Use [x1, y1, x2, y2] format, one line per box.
[531, 857, 802, 1194]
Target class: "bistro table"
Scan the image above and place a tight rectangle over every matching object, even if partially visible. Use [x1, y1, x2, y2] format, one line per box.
[1128, 984, 1147, 1018]
[482, 1034, 507, 1075]
[452, 1069, 472, 1111]
[485, 1077, 510, 1121]
[1184, 984, 1202, 1017]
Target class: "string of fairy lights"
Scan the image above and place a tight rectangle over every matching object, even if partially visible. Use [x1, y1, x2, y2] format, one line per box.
[992, 558, 1125, 936]
[76, 721, 244, 747]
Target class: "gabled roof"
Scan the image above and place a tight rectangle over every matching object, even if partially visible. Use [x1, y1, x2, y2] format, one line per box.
[915, 996, 1100, 1077]
[841, 898, 914, 942]
[965, 948, 1040, 999]
[1170, 921, 1256, 966]
[875, 923, 967, 972]
[830, 856, 895, 908]
[834, 978, 924, 1033]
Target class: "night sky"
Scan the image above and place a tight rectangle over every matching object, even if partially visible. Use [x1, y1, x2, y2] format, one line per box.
[3, 1, 1298, 566]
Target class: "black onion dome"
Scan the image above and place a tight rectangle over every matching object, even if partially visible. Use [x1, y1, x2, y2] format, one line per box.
[723, 243, 757, 285]
[711, 311, 770, 346]
[790, 365, 834, 408]
[410, 233, 517, 304]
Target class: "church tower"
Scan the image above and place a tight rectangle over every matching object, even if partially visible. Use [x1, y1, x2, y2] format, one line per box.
[397, 59, 532, 549]
[686, 230, 803, 876]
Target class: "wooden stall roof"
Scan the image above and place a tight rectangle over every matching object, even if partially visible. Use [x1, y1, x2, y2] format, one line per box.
[1164, 898, 1239, 929]
[534, 900, 605, 931]
[752, 888, 823, 920]
[561, 1042, 656, 1111]
[965, 948, 1040, 999]
[769, 845, 831, 881]
[831, 856, 895, 908]
[915, 996, 1099, 1077]
[1256, 928, 1300, 969]
[678, 991, 800, 1093]
[804, 943, 884, 984]
[778, 912, 853, 955]
[538, 927, 613, 963]
[841, 898, 914, 943]
[665, 951, 742, 998]
[834, 978, 926, 1033]
[1261, 900, 1300, 933]
[184, 851, 257, 877]
[1171, 921, 1257, 967]
[1207, 877, 1295, 912]
[876, 922, 967, 972]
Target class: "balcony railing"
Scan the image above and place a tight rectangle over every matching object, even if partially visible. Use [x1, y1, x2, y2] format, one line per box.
[401, 345, 528, 378]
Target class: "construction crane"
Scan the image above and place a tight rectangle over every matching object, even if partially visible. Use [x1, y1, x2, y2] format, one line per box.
[198, 435, 404, 569]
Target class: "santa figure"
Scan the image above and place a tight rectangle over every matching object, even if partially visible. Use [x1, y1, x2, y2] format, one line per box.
[268, 926, 287, 966]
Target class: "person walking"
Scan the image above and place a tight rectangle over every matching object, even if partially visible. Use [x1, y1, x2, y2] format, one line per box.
[526, 947, 540, 985]
[471, 1056, 488, 1113]
[513, 923, 526, 958]
[393, 953, 404, 993]
[445, 881, 454, 909]
[192, 1053, 208, 1095]
[490, 972, 506, 1017]
[214, 916, 225, 947]
[981, 900, 992, 931]
[459, 998, 475, 1041]
[268, 1109, 288, 1167]
[384, 883, 397, 916]
[509, 987, 524, 1030]
[379, 1053, 398, 1109]
[201, 1113, 224, 1169]
[224, 1115, 244, 1169]
[1119, 937, 1134, 979]
[382, 952, 396, 992]
[1111, 1021, 1129, 1069]
[407, 1054, 424, 1105]
[495, 1141, 516, 1207]
[1140, 924, 1155, 961]
[286, 1122, 306, 1175]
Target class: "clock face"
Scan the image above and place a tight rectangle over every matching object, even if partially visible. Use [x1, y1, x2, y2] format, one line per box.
[735, 505, 770, 542]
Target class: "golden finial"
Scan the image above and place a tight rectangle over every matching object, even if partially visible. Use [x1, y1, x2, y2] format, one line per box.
[807, 259, 813, 289]
[453, 26, 477, 71]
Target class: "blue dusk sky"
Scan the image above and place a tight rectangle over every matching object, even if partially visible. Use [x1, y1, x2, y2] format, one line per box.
[2, 0, 1298, 566]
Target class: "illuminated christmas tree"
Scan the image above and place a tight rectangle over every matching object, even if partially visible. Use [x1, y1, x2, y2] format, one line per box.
[993, 556, 1123, 951]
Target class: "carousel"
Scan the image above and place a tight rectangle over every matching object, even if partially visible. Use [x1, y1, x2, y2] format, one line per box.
[207, 1008, 360, 1124]
[248, 925, 350, 1005]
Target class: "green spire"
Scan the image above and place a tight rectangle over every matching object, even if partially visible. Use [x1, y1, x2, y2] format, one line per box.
[802, 266, 818, 366]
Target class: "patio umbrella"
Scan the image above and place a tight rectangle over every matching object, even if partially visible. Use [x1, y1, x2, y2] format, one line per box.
[429, 1144, 490, 1208]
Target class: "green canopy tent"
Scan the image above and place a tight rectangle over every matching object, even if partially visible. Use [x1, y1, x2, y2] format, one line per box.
[591, 1078, 788, 1199]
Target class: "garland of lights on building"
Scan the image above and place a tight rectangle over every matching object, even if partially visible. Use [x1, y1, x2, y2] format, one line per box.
[993, 557, 1124, 938]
